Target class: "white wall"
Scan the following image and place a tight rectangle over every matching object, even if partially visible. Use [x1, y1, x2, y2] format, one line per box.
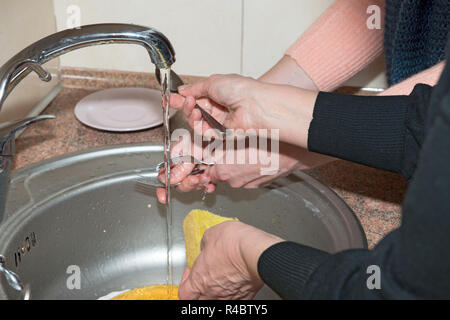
[242, 0, 387, 88]
[53, 0, 243, 76]
[53, 0, 387, 89]
[242, 0, 335, 77]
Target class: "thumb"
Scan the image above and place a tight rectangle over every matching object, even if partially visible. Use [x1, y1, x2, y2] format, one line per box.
[181, 267, 190, 283]
[178, 79, 209, 99]
[179, 75, 225, 100]
[178, 268, 201, 300]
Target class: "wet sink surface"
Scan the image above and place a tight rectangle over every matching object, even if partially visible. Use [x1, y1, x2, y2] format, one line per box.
[0, 143, 366, 299]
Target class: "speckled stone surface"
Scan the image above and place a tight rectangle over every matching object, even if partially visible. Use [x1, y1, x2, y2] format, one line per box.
[12, 67, 405, 249]
[306, 162, 405, 248]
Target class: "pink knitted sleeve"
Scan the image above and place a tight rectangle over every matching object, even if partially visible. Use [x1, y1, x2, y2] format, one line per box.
[378, 62, 445, 96]
[286, 0, 385, 91]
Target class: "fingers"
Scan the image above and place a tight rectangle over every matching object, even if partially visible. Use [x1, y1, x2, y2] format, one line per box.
[176, 172, 215, 192]
[170, 94, 197, 117]
[178, 268, 201, 300]
[204, 183, 216, 193]
[169, 93, 185, 109]
[172, 93, 218, 136]
[156, 163, 216, 204]
[157, 162, 196, 204]
[156, 176, 202, 203]
[178, 78, 212, 99]
[175, 174, 200, 192]
[188, 108, 204, 133]
[178, 74, 240, 101]
[156, 187, 167, 204]
[158, 162, 196, 185]
[156, 176, 215, 203]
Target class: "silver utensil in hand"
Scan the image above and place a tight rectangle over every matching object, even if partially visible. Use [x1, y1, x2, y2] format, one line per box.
[155, 68, 227, 135]
[134, 155, 214, 192]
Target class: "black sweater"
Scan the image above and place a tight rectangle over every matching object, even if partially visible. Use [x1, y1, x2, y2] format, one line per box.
[257, 37, 450, 300]
[384, 0, 450, 85]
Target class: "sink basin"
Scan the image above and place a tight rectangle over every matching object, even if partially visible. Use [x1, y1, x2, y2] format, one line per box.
[0, 143, 366, 299]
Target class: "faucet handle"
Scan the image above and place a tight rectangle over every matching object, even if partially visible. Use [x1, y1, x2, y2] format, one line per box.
[0, 115, 55, 156]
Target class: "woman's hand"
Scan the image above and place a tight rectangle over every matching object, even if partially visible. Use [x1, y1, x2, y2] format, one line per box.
[156, 142, 298, 203]
[155, 132, 214, 204]
[156, 140, 336, 204]
[174, 74, 265, 132]
[178, 221, 284, 300]
[173, 74, 318, 147]
[155, 75, 323, 203]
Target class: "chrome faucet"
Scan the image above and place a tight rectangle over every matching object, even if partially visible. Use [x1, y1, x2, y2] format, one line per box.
[0, 23, 175, 108]
[0, 23, 176, 224]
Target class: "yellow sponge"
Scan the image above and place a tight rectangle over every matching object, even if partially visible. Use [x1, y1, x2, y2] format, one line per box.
[112, 209, 237, 300]
[183, 209, 238, 269]
[112, 285, 179, 300]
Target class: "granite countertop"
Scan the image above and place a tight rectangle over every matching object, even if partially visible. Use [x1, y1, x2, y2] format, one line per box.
[12, 68, 407, 249]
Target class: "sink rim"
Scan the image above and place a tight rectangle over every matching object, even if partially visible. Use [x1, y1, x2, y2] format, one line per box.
[0, 142, 367, 299]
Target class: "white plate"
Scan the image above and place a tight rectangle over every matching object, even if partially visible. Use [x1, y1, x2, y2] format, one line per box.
[97, 289, 129, 300]
[74, 87, 175, 132]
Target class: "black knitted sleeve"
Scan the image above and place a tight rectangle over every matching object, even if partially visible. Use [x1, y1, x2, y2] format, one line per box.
[307, 85, 433, 181]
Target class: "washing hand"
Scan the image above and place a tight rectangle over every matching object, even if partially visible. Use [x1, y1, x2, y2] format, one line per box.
[173, 74, 317, 144]
[155, 74, 323, 203]
[178, 221, 284, 300]
[156, 140, 334, 203]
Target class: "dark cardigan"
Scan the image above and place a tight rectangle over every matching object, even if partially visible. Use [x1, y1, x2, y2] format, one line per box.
[257, 35, 450, 300]
[384, 0, 450, 85]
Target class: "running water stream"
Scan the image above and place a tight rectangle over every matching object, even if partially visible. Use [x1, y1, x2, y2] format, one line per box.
[159, 68, 174, 294]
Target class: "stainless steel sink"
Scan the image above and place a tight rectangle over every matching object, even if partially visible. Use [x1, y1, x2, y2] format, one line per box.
[0, 143, 366, 299]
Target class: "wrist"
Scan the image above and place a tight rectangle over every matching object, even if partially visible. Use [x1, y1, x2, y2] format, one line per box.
[258, 55, 318, 90]
[258, 84, 317, 148]
[237, 226, 284, 282]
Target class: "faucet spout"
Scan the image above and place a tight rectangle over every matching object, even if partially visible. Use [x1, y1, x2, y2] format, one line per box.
[0, 25, 176, 295]
[0, 23, 175, 226]
[0, 23, 176, 110]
